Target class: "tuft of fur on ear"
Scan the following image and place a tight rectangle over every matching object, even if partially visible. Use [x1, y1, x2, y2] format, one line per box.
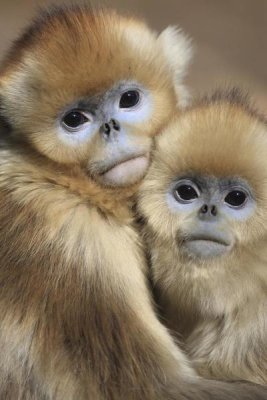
[158, 26, 193, 107]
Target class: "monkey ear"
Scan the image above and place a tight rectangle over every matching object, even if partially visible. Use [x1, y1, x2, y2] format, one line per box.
[157, 26, 193, 107]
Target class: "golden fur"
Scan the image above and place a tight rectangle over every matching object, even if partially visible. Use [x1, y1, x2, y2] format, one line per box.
[0, 7, 266, 398]
[0, 6, 193, 399]
[138, 90, 267, 386]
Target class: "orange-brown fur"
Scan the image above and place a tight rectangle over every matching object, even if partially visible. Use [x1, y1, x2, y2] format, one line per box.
[139, 90, 267, 386]
[0, 7, 266, 398]
[0, 6, 188, 399]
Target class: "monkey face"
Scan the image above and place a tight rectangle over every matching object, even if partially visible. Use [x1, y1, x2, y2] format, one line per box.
[57, 81, 154, 186]
[0, 8, 192, 188]
[139, 96, 267, 262]
[166, 175, 255, 258]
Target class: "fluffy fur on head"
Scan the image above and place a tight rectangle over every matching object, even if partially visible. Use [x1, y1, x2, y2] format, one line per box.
[140, 89, 267, 246]
[0, 5, 192, 134]
[138, 89, 267, 385]
[0, 5, 193, 196]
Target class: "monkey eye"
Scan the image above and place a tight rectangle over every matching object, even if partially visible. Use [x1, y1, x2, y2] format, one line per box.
[174, 181, 200, 203]
[119, 90, 140, 109]
[224, 190, 248, 208]
[62, 110, 90, 132]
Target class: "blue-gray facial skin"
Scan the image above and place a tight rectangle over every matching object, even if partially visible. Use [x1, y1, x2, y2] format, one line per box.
[167, 175, 255, 259]
[57, 81, 152, 187]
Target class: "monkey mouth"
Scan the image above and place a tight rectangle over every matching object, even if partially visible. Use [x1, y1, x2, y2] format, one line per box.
[188, 235, 230, 247]
[99, 153, 150, 186]
[182, 235, 232, 258]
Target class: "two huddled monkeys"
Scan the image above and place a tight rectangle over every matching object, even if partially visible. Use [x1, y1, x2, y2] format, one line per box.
[0, 4, 266, 399]
[139, 91, 267, 386]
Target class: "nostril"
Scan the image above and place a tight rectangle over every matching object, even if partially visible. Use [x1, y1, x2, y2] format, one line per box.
[200, 204, 208, 214]
[103, 123, 111, 135]
[211, 205, 217, 216]
[111, 119, 120, 131]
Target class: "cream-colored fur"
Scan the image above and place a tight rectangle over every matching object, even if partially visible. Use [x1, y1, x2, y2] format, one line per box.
[139, 91, 267, 386]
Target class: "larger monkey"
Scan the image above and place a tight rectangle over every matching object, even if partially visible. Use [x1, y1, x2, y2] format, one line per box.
[139, 90, 267, 387]
[0, 7, 266, 399]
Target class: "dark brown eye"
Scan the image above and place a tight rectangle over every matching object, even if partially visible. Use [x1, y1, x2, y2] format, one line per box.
[62, 111, 89, 130]
[174, 183, 199, 203]
[119, 90, 140, 108]
[224, 190, 247, 208]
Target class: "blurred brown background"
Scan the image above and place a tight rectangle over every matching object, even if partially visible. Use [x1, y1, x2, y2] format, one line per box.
[0, 0, 266, 110]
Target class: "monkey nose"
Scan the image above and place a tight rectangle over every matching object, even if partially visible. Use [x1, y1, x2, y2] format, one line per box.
[199, 204, 218, 218]
[100, 119, 120, 137]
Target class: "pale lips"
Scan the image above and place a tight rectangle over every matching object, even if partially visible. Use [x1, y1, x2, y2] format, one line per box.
[183, 236, 232, 258]
[102, 154, 150, 185]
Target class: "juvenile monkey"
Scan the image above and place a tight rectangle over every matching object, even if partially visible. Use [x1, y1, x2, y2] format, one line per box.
[139, 90, 267, 386]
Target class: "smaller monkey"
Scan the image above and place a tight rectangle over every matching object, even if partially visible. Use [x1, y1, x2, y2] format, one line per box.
[138, 90, 267, 386]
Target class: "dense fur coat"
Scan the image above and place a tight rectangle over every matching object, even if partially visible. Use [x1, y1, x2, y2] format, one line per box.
[0, 6, 193, 400]
[0, 6, 266, 398]
[0, 142, 192, 399]
[138, 91, 267, 386]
